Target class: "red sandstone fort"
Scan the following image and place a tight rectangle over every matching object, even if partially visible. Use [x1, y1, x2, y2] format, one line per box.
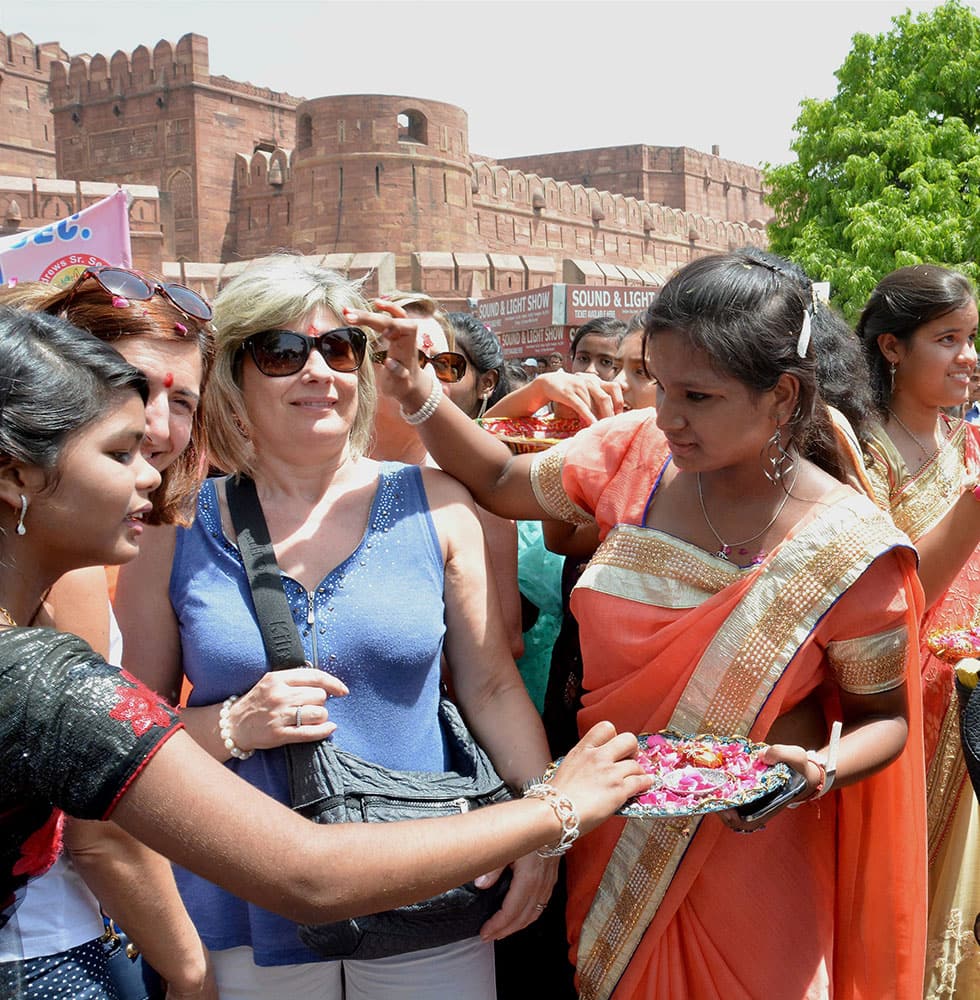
[1, 28, 770, 309]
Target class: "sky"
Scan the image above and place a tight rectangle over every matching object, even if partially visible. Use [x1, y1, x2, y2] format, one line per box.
[1, 0, 971, 168]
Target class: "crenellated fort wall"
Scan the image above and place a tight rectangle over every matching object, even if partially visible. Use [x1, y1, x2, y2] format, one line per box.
[1, 29, 771, 305]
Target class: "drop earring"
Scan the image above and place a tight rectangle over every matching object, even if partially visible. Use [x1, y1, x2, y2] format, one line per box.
[15, 494, 28, 536]
[476, 393, 491, 422]
[762, 427, 794, 483]
[889, 362, 897, 395]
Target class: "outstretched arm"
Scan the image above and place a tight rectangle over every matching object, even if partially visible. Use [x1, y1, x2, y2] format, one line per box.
[349, 303, 546, 520]
[110, 723, 650, 924]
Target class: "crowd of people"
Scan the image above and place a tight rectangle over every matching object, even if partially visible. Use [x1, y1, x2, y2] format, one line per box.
[0, 247, 978, 1000]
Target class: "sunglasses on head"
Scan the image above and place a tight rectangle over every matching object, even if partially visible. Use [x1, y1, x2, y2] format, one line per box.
[242, 327, 368, 377]
[65, 266, 213, 323]
[371, 349, 467, 384]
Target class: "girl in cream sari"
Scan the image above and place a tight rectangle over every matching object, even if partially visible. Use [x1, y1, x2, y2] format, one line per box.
[856, 265, 980, 998]
[354, 250, 928, 999]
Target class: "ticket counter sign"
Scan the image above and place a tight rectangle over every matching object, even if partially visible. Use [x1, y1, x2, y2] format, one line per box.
[478, 282, 660, 360]
[564, 285, 659, 324]
[477, 286, 558, 335]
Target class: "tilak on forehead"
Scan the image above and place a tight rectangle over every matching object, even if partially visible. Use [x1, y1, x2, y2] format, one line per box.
[163, 372, 174, 389]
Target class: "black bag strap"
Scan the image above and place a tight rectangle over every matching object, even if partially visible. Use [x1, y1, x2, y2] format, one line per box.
[225, 474, 307, 670]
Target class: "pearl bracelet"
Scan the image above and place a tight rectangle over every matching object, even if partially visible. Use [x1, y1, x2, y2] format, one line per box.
[219, 695, 254, 760]
[523, 782, 580, 857]
[400, 368, 443, 426]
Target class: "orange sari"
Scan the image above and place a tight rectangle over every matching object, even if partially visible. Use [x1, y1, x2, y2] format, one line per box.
[531, 411, 927, 1000]
[865, 420, 980, 996]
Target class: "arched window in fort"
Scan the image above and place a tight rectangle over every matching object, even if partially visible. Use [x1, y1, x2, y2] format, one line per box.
[167, 169, 193, 222]
[397, 109, 428, 145]
[297, 114, 313, 151]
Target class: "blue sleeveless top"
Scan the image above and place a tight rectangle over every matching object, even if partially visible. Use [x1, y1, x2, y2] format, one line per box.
[170, 463, 447, 965]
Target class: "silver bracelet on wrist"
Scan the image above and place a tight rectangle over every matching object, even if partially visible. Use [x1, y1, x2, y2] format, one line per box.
[523, 782, 580, 857]
[400, 368, 443, 426]
[219, 695, 254, 760]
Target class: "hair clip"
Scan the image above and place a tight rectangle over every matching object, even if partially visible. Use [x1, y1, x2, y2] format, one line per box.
[111, 296, 130, 309]
[797, 309, 812, 358]
[174, 321, 188, 336]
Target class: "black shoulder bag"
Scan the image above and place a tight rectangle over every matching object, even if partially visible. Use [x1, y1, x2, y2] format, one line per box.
[225, 474, 513, 960]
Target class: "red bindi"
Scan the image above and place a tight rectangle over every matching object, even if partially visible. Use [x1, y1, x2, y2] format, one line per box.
[163, 372, 174, 388]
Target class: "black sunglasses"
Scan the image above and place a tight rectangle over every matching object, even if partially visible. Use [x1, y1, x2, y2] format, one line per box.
[242, 328, 368, 377]
[65, 266, 213, 323]
[371, 349, 467, 384]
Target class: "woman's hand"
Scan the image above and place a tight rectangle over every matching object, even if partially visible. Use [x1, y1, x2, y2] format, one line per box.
[227, 667, 349, 752]
[488, 370, 624, 425]
[477, 852, 559, 942]
[718, 743, 821, 833]
[545, 721, 652, 834]
[343, 301, 431, 412]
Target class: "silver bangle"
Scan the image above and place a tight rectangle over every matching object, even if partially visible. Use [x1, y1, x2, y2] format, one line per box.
[219, 695, 254, 760]
[400, 368, 443, 426]
[523, 782, 579, 857]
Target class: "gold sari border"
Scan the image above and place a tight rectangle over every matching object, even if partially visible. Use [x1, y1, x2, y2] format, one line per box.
[529, 441, 595, 525]
[926, 694, 969, 865]
[826, 623, 908, 695]
[577, 816, 702, 1000]
[865, 422, 968, 542]
[577, 492, 912, 1000]
[578, 526, 740, 608]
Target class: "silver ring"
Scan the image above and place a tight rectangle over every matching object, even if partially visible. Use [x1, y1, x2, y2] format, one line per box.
[733, 824, 766, 835]
[295, 705, 304, 728]
[534, 903, 546, 911]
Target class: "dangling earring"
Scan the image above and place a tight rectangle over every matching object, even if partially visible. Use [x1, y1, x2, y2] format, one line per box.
[889, 362, 897, 395]
[15, 494, 28, 536]
[476, 393, 491, 423]
[762, 427, 794, 483]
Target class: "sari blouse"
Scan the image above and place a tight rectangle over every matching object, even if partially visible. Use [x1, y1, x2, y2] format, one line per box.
[530, 411, 927, 1000]
[0, 627, 182, 930]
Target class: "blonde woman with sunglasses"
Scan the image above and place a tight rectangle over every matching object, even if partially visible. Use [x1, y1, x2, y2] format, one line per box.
[115, 256, 557, 1000]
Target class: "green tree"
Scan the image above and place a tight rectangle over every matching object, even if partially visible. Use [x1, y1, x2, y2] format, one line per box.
[765, 0, 980, 320]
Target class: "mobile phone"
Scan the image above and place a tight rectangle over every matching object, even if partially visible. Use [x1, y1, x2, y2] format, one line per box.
[735, 767, 808, 823]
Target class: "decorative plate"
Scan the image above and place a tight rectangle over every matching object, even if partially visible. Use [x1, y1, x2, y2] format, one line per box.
[544, 731, 793, 819]
[479, 416, 583, 454]
[926, 625, 980, 664]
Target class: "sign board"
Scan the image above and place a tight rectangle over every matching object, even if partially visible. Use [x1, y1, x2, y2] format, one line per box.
[478, 282, 661, 359]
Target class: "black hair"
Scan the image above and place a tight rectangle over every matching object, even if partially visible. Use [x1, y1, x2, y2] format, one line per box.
[738, 247, 877, 442]
[855, 264, 977, 415]
[642, 250, 846, 479]
[570, 317, 627, 357]
[447, 312, 512, 408]
[0, 307, 148, 481]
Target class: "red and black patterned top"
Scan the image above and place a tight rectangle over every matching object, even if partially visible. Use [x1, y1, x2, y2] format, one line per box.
[0, 627, 182, 929]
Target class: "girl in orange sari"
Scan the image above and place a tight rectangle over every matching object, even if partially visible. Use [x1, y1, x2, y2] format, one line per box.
[354, 250, 928, 999]
[855, 265, 980, 997]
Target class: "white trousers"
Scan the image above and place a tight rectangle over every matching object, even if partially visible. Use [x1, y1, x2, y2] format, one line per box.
[210, 938, 495, 1000]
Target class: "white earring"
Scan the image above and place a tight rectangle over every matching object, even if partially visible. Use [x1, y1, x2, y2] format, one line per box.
[15, 494, 28, 536]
